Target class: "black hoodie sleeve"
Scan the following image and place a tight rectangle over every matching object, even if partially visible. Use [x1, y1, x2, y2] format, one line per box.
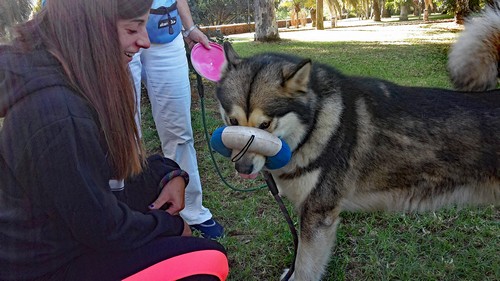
[10, 88, 185, 251]
[118, 154, 189, 213]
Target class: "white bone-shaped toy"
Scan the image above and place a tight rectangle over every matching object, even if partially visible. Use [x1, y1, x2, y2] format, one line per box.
[210, 126, 291, 170]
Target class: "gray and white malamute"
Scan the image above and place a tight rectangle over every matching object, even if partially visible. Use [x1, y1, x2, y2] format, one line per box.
[215, 37, 499, 280]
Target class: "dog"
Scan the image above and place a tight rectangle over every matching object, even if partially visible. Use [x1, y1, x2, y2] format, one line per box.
[214, 39, 499, 280]
[448, 2, 500, 91]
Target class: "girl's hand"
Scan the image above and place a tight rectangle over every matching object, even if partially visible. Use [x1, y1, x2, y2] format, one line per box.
[149, 176, 186, 215]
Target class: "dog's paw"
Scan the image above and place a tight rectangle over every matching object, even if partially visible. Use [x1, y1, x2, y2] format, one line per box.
[280, 268, 294, 281]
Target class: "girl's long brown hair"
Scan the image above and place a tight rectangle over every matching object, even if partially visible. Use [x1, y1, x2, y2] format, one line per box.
[13, 0, 152, 179]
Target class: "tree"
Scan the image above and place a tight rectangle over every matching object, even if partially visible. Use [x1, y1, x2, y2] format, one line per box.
[399, 0, 410, 20]
[0, 0, 32, 40]
[381, 0, 391, 17]
[325, 0, 344, 20]
[254, 0, 280, 41]
[316, 0, 324, 29]
[373, 0, 382, 21]
[188, 0, 252, 26]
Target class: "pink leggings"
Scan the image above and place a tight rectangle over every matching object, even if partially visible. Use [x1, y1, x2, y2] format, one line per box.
[48, 236, 228, 280]
[123, 249, 228, 281]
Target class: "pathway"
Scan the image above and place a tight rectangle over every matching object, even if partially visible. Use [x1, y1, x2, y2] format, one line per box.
[228, 17, 462, 44]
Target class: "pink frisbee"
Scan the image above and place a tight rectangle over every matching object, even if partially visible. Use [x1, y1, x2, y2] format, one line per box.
[191, 42, 225, 82]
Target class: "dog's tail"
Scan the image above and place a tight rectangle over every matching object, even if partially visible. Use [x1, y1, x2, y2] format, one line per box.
[448, 3, 500, 91]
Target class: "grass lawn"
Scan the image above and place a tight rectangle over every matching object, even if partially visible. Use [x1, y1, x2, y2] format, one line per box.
[141, 16, 499, 281]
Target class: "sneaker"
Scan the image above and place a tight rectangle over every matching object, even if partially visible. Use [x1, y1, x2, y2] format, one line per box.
[190, 218, 224, 239]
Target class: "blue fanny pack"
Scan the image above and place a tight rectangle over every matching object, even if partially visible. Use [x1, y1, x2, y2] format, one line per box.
[147, 0, 182, 44]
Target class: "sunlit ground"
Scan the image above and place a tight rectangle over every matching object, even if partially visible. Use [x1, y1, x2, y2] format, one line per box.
[229, 14, 462, 45]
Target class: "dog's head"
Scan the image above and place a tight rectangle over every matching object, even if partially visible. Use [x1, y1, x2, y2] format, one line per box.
[215, 42, 316, 177]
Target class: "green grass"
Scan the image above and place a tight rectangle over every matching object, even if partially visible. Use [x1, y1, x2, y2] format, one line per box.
[141, 19, 499, 281]
[230, 40, 453, 88]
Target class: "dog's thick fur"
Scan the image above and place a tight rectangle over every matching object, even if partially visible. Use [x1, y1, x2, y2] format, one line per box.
[448, 2, 500, 91]
[215, 40, 499, 280]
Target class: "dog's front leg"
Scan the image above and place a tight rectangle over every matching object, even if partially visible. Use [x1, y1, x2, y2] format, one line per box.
[284, 206, 341, 281]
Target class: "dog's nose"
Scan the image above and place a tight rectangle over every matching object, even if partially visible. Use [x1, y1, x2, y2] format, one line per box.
[235, 162, 254, 175]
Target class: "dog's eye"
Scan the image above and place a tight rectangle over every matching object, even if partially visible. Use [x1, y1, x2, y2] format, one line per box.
[229, 118, 239, 126]
[259, 121, 270, 129]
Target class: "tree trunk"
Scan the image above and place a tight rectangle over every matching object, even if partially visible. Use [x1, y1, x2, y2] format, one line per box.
[413, 0, 420, 17]
[254, 0, 279, 41]
[400, 3, 409, 21]
[373, 0, 381, 21]
[381, 0, 391, 18]
[365, 0, 371, 19]
[316, 0, 324, 30]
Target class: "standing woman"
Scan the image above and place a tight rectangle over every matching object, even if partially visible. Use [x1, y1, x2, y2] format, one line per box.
[0, 0, 228, 280]
[129, 0, 224, 239]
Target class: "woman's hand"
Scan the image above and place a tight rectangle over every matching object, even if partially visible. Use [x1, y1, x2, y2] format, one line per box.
[149, 176, 186, 215]
[184, 27, 211, 50]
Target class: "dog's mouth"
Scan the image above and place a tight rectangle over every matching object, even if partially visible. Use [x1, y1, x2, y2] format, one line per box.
[239, 173, 259, 179]
[234, 154, 266, 179]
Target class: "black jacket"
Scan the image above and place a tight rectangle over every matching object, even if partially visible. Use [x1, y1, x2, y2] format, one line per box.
[0, 46, 185, 280]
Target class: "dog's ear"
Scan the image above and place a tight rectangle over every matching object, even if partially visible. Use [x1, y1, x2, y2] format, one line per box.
[223, 42, 242, 70]
[282, 59, 312, 94]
